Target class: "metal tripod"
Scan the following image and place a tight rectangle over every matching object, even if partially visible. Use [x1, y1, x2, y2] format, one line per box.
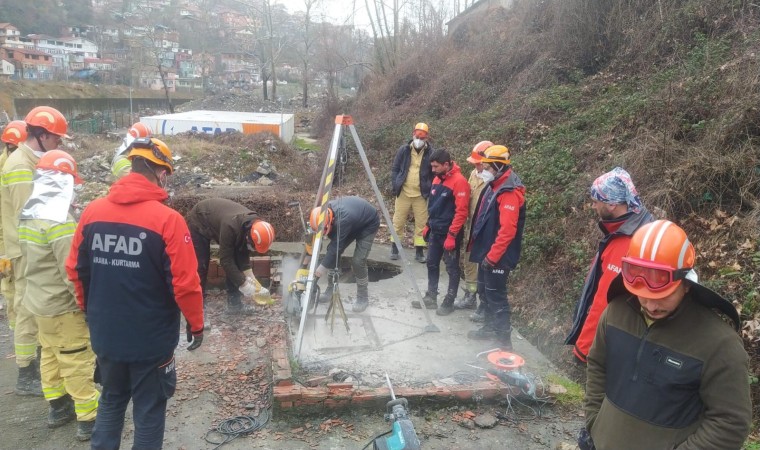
[294, 115, 439, 360]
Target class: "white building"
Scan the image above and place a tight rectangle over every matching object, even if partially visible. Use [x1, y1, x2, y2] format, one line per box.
[0, 58, 14, 78]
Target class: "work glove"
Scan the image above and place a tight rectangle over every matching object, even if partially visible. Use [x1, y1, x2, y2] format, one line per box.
[0, 256, 11, 277]
[239, 277, 257, 297]
[186, 322, 204, 351]
[481, 256, 498, 271]
[422, 225, 430, 242]
[443, 233, 456, 252]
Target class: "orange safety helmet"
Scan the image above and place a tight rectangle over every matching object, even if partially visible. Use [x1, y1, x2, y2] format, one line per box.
[36, 149, 83, 184]
[1, 121, 27, 146]
[468, 140, 493, 164]
[128, 122, 153, 139]
[622, 220, 695, 300]
[309, 206, 334, 235]
[481, 145, 511, 165]
[413, 122, 429, 137]
[24, 106, 70, 138]
[127, 137, 174, 173]
[249, 220, 275, 254]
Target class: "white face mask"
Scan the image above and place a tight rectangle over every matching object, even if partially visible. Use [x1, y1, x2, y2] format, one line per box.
[412, 138, 425, 150]
[478, 170, 495, 184]
[33, 150, 46, 158]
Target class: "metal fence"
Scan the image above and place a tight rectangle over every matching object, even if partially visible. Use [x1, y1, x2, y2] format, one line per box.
[67, 110, 135, 135]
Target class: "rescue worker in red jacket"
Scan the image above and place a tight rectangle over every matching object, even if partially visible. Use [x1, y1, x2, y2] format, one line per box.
[66, 137, 204, 450]
[185, 198, 275, 318]
[565, 167, 653, 363]
[466, 145, 525, 349]
[411, 148, 470, 315]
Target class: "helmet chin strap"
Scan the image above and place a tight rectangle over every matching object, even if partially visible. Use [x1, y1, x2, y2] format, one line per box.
[34, 133, 48, 153]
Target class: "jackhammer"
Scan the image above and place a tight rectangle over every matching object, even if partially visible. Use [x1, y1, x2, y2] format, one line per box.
[284, 201, 317, 316]
[365, 374, 421, 450]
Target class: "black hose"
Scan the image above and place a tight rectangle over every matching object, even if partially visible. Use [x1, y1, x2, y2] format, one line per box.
[203, 409, 270, 449]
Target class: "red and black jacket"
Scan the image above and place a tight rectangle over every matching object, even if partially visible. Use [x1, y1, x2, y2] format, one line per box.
[66, 173, 204, 362]
[426, 162, 470, 237]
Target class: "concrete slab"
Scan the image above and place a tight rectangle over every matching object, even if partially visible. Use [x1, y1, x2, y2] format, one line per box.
[274, 242, 557, 390]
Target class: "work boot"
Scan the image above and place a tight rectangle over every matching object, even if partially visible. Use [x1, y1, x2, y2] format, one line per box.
[318, 283, 334, 304]
[436, 292, 456, 316]
[470, 303, 485, 323]
[76, 420, 95, 441]
[467, 327, 513, 350]
[225, 296, 255, 316]
[411, 291, 437, 309]
[414, 246, 426, 263]
[15, 364, 43, 397]
[352, 281, 369, 313]
[48, 394, 76, 428]
[454, 290, 477, 310]
[390, 244, 399, 261]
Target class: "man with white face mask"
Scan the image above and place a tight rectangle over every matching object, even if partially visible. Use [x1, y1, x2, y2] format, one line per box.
[1, 105, 70, 397]
[390, 122, 434, 263]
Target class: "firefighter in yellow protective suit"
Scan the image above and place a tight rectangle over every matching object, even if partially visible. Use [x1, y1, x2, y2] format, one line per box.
[454, 141, 492, 321]
[19, 150, 97, 441]
[110, 122, 152, 179]
[0, 121, 27, 323]
[1, 106, 70, 396]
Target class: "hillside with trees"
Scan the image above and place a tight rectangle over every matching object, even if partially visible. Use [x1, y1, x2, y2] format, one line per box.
[326, 0, 760, 427]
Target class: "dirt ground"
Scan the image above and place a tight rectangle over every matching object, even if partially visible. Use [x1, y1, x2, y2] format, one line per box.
[0, 287, 583, 450]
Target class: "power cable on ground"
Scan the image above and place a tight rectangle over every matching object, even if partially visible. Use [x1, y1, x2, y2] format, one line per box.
[203, 408, 271, 449]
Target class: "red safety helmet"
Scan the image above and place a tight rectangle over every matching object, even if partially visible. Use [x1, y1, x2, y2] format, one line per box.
[249, 220, 275, 254]
[468, 140, 493, 164]
[622, 220, 695, 299]
[36, 149, 83, 184]
[128, 122, 153, 139]
[1, 121, 27, 146]
[309, 206, 334, 235]
[24, 106, 70, 138]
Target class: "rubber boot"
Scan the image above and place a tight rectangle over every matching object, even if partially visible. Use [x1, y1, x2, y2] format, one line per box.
[318, 281, 334, 304]
[467, 327, 513, 350]
[469, 302, 485, 323]
[436, 291, 456, 316]
[390, 244, 399, 261]
[225, 294, 255, 316]
[454, 290, 477, 310]
[414, 246, 426, 263]
[15, 363, 43, 397]
[76, 420, 95, 441]
[353, 278, 369, 313]
[411, 291, 437, 309]
[48, 394, 76, 428]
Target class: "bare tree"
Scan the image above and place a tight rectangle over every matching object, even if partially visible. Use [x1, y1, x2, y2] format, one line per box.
[294, 0, 320, 107]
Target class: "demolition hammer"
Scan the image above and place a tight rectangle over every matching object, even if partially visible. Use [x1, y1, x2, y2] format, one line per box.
[366, 374, 421, 450]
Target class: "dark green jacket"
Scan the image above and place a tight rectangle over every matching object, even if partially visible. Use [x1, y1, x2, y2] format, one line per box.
[585, 278, 751, 450]
[186, 198, 258, 287]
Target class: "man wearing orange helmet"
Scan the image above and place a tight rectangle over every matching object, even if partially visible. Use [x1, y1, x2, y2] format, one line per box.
[111, 122, 153, 179]
[308, 196, 380, 312]
[565, 167, 653, 364]
[465, 145, 525, 349]
[66, 137, 204, 449]
[390, 122, 433, 263]
[582, 220, 751, 450]
[2, 106, 70, 396]
[186, 198, 275, 317]
[19, 150, 98, 441]
[453, 140, 492, 316]
[0, 121, 27, 322]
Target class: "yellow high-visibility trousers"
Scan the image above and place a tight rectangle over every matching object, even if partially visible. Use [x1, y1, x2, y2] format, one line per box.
[392, 192, 428, 248]
[36, 311, 98, 422]
[11, 256, 37, 367]
[2, 276, 15, 329]
[461, 221, 478, 293]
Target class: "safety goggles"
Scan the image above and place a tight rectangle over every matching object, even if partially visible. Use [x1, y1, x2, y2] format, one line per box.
[129, 137, 173, 168]
[621, 257, 690, 292]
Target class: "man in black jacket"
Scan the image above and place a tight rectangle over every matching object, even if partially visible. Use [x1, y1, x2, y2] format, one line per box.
[390, 122, 433, 263]
[310, 196, 380, 312]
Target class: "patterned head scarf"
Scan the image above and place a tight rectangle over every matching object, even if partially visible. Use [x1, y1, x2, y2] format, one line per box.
[590, 167, 642, 213]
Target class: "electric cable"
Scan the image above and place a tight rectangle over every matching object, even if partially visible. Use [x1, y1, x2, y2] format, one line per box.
[203, 408, 271, 450]
[361, 428, 392, 450]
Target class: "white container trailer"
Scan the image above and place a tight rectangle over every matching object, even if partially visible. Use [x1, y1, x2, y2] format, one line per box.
[140, 110, 295, 142]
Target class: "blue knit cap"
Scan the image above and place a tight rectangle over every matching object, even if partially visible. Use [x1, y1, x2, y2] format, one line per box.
[590, 167, 642, 213]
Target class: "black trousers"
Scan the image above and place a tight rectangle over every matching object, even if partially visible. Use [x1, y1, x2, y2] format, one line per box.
[91, 354, 176, 450]
[190, 227, 246, 304]
[426, 232, 462, 298]
[478, 263, 512, 334]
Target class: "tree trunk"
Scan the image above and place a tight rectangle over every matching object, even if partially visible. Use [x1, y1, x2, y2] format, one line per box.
[302, 60, 308, 108]
[157, 65, 174, 113]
